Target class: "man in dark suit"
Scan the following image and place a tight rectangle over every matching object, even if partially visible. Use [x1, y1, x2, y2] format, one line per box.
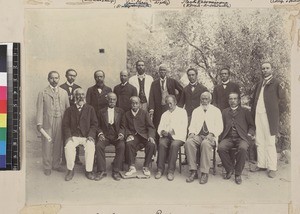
[113, 70, 138, 112]
[149, 64, 183, 131]
[250, 62, 285, 178]
[212, 68, 240, 111]
[86, 70, 112, 113]
[218, 92, 255, 184]
[121, 96, 156, 177]
[95, 92, 125, 181]
[178, 68, 208, 123]
[62, 88, 98, 181]
[60, 68, 82, 165]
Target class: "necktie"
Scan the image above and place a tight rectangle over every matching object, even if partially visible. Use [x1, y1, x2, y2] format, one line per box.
[161, 80, 165, 90]
[262, 79, 267, 87]
[222, 84, 227, 89]
[202, 109, 208, 135]
[190, 84, 195, 92]
[78, 106, 82, 112]
[69, 86, 72, 93]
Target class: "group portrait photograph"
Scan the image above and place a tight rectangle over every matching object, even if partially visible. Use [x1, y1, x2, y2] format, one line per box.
[23, 4, 298, 213]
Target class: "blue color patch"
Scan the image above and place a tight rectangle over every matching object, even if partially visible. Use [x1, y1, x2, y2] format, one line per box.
[0, 141, 6, 155]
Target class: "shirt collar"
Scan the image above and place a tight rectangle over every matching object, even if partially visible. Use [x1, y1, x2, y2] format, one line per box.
[264, 75, 273, 81]
[190, 82, 197, 86]
[121, 81, 128, 86]
[230, 106, 239, 111]
[49, 85, 58, 91]
[160, 77, 167, 82]
[138, 74, 145, 79]
[66, 81, 73, 87]
[131, 109, 139, 116]
[222, 80, 230, 85]
[76, 103, 85, 109]
[108, 107, 114, 111]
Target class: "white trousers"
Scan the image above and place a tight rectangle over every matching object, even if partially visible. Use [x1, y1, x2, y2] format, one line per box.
[65, 137, 95, 172]
[255, 112, 277, 171]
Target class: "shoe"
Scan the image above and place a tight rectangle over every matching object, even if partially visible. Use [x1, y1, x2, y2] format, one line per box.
[250, 166, 267, 172]
[268, 170, 277, 178]
[167, 173, 174, 181]
[199, 173, 208, 184]
[235, 175, 242, 185]
[142, 167, 151, 176]
[53, 166, 66, 172]
[65, 170, 74, 181]
[44, 169, 51, 176]
[223, 170, 234, 180]
[125, 166, 137, 176]
[155, 171, 163, 179]
[186, 170, 198, 183]
[94, 171, 107, 181]
[85, 171, 95, 180]
[75, 158, 83, 166]
[112, 172, 122, 181]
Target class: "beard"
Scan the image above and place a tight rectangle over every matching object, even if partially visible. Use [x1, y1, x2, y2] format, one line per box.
[76, 98, 86, 106]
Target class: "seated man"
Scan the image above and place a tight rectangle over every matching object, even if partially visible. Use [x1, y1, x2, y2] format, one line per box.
[122, 96, 156, 176]
[62, 88, 98, 181]
[218, 92, 255, 184]
[155, 95, 188, 181]
[185, 92, 223, 184]
[95, 92, 125, 181]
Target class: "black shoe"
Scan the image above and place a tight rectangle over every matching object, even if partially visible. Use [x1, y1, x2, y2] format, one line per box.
[65, 170, 74, 181]
[186, 170, 198, 183]
[223, 170, 234, 180]
[94, 171, 107, 181]
[85, 171, 95, 180]
[112, 172, 122, 181]
[235, 175, 242, 185]
[44, 169, 51, 176]
[199, 173, 208, 184]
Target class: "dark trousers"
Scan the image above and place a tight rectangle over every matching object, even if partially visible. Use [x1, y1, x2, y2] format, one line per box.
[218, 138, 249, 176]
[157, 137, 184, 173]
[126, 134, 156, 168]
[95, 138, 125, 173]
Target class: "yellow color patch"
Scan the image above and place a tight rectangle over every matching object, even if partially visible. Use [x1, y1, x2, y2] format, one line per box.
[0, 114, 7, 127]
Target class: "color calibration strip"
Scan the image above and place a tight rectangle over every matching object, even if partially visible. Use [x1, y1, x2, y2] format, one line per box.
[0, 43, 20, 170]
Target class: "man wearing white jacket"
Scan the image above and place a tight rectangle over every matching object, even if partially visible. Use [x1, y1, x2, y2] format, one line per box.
[155, 95, 188, 181]
[185, 92, 223, 184]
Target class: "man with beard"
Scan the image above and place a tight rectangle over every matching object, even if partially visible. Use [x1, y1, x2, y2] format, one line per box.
[63, 88, 98, 181]
[129, 60, 153, 111]
[95, 92, 125, 181]
[113, 70, 137, 112]
[36, 71, 70, 176]
[86, 70, 112, 113]
[185, 92, 223, 184]
[60, 68, 82, 165]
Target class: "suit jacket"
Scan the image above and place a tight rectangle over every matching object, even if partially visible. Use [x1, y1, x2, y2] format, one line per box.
[149, 77, 183, 128]
[251, 77, 285, 135]
[62, 104, 98, 140]
[129, 74, 153, 103]
[177, 83, 208, 117]
[97, 107, 124, 136]
[86, 84, 112, 113]
[212, 82, 240, 111]
[36, 86, 70, 131]
[113, 82, 137, 112]
[60, 82, 81, 106]
[220, 106, 255, 144]
[120, 109, 156, 140]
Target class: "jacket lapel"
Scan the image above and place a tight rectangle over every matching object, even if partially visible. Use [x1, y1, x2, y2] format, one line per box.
[103, 107, 109, 127]
[44, 86, 54, 98]
[114, 108, 120, 126]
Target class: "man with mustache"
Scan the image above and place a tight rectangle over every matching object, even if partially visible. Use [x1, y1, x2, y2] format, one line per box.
[62, 88, 98, 181]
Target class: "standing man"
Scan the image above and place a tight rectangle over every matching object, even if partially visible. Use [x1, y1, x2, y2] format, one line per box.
[86, 70, 112, 113]
[122, 96, 156, 177]
[60, 68, 82, 165]
[155, 95, 187, 181]
[185, 92, 223, 184]
[218, 92, 255, 184]
[36, 71, 70, 176]
[113, 70, 138, 112]
[149, 64, 183, 131]
[212, 68, 240, 111]
[95, 93, 125, 181]
[63, 88, 98, 181]
[251, 62, 285, 178]
[129, 60, 153, 111]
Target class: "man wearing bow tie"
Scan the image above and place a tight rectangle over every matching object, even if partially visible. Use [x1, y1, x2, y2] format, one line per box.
[212, 68, 240, 111]
[95, 92, 125, 181]
[63, 88, 98, 181]
[250, 62, 285, 178]
[36, 71, 70, 176]
[113, 70, 138, 112]
[218, 92, 255, 184]
[129, 60, 153, 111]
[185, 92, 223, 184]
[86, 70, 112, 113]
[60, 68, 82, 165]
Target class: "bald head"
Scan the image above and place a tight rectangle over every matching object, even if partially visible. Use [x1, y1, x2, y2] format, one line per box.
[74, 88, 86, 106]
[200, 91, 212, 107]
[120, 70, 129, 84]
[107, 92, 117, 108]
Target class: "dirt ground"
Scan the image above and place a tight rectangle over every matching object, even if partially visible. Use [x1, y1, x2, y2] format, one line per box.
[25, 139, 291, 210]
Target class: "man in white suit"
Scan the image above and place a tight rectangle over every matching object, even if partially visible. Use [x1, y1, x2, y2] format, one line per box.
[129, 60, 153, 111]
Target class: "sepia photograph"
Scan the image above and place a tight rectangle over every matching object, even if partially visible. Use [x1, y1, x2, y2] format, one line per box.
[24, 6, 293, 212]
